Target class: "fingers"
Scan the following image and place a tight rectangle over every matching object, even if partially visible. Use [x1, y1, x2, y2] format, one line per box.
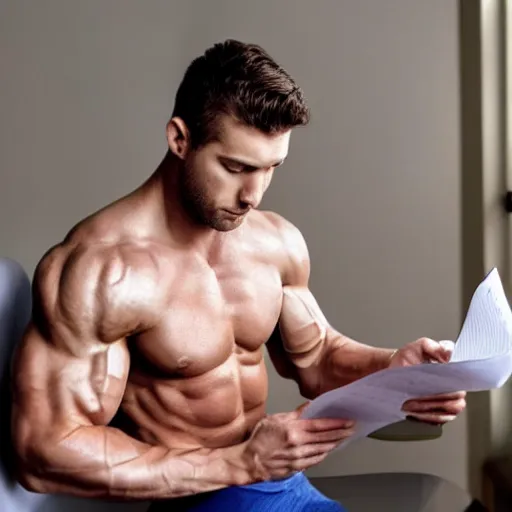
[252, 411, 357, 480]
[419, 338, 453, 363]
[408, 391, 466, 402]
[285, 411, 354, 435]
[403, 397, 466, 415]
[262, 423, 352, 477]
[440, 340, 456, 353]
[402, 393, 466, 425]
[286, 422, 354, 446]
[282, 441, 340, 460]
[406, 412, 456, 424]
[291, 452, 331, 471]
[300, 427, 355, 445]
[270, 452, 332, 476]
[282, 445, 340, 472]
[301, 418, 355, 432]
[284, 421, 355, 454]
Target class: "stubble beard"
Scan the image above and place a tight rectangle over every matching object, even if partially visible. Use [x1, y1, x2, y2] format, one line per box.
[178, 167, 238, 232]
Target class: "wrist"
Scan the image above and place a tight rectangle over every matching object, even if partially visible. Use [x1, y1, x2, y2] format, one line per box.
[386, 348, 399, 368]
[193, 442, 259, 488]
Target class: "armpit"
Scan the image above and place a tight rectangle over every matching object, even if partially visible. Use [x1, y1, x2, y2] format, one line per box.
[279, 286, 328, 368]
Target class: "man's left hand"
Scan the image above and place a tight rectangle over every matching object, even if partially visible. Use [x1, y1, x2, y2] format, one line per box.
[388, 337, 467, 424]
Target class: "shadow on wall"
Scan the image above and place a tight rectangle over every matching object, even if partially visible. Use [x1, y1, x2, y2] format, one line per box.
[0, 257, 149, 512]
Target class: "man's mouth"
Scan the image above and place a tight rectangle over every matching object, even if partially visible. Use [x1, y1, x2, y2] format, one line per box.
[224, 209, 248, 216]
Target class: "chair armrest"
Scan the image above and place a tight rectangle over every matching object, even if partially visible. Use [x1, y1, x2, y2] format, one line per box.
[368, 419, 443, 442]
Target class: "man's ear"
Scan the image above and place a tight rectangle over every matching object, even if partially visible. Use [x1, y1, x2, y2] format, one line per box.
[166, 117, 191, 160]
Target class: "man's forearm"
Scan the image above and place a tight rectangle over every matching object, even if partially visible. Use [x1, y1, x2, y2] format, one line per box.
[17, 424, 254, 500]
[313, 331, 395, 396]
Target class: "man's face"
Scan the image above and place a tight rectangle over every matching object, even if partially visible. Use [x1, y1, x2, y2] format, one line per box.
[179, 115, 290, 232]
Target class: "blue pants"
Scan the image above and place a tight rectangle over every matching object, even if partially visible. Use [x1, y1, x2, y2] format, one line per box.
[149, 472, 346, 511]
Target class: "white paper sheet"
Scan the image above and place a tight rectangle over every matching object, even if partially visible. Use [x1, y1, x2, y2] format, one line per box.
[301, 267, 512, 448]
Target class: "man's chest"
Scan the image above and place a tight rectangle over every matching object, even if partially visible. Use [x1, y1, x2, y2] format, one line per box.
[132, 255, 283, 377]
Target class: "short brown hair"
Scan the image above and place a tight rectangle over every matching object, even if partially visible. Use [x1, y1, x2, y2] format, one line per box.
[172, 39, 310, 148]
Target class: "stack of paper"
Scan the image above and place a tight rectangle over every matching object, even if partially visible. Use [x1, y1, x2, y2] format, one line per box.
[301, 268, 512, 448]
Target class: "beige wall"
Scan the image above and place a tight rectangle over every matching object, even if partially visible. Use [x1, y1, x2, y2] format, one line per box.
[0, 0, 468, 495]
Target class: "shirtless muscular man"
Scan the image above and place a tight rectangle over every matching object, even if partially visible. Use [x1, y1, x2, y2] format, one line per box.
[10, 40, 466, 511]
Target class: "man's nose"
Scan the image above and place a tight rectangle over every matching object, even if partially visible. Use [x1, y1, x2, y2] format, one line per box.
[239, 172, 267, 209]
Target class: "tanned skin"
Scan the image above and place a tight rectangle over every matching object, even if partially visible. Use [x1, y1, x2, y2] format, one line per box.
[10, 115, 466, 502]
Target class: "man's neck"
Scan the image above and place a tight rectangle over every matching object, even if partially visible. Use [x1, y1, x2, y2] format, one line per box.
[142, 153, 220, 253]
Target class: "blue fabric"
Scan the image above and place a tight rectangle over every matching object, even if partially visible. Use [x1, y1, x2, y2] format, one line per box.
[149, 472, 346, 511]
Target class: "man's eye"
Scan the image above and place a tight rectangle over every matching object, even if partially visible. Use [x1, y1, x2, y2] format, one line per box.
[224, 164, 241, 173]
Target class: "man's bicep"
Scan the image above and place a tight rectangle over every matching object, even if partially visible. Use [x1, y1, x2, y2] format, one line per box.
[11, 321, 134, 488]
[270, 215, 344, 396]
[266, 286, 333, 399]
[12, 321, 130, 437]
[278, 285, 330, 369]
[11, 245, 136, 445]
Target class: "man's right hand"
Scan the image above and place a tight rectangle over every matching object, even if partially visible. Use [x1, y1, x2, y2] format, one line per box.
[242, 404, 355, 481]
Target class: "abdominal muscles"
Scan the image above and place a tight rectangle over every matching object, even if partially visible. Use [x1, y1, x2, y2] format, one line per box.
[119, 350, 269, 450]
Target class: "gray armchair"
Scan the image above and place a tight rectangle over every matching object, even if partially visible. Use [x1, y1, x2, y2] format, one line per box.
[0, 257, 146, 512]
[0, 257, 478, 511]
[0, 256, 44, 512]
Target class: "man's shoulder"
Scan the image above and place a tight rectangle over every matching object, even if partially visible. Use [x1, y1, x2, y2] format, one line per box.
[37, 238, 164, 288]
[253, 210, 300, 238]
[33, 238, 169, 343]
[252, 210, 310, 285]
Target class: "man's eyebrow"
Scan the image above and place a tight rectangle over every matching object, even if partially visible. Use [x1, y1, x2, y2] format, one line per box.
[221, 156, 286, 169]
